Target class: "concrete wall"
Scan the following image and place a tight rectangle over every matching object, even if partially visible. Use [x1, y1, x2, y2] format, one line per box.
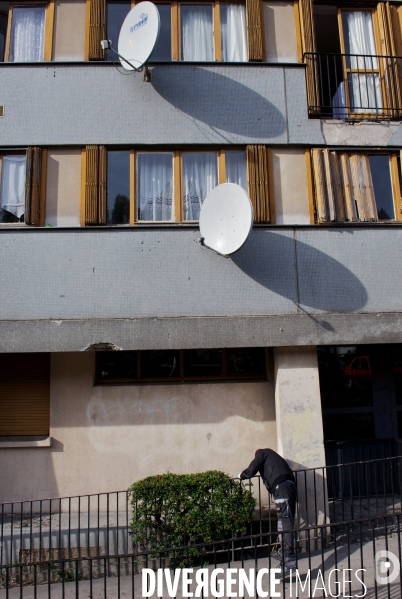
[272, 148, 310, 224]
[263, 1, 298, 64]
[0, 352, 276, 502]
[1, 226, 402, 350]
[52, 0, 86, 61]
[0, 64, 324, 145]
[45, 149, 81, 227]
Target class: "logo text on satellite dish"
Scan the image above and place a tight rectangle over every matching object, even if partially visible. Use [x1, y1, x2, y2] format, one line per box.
[130, 13, 148, 33]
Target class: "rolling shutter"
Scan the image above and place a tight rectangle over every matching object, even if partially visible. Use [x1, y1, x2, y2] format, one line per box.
[25, 147, 42, 226]
[246, 145, 270, 222]
[0, 354, 50, 436]
[85, 145, 107, 225]
[246, 0, 264, 61]
[88, 0, 106, 61]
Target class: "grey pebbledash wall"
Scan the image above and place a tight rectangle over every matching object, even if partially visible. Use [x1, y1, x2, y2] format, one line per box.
[0, 225, 402, 351]
[0, 63, 324, 146]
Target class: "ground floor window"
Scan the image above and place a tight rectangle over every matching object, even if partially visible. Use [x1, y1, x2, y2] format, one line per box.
[0, 353, 50, 436]
[96, 347, 267, 383]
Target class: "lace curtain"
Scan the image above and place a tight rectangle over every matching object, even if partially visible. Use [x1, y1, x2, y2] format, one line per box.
[0, 155, 27, 220]
[182, 152, 218, 220]
[137, 153, 174, 221]
[221, 4, 247, 62]
[181, 5, 213, 61]
[10, 5, 45, 62]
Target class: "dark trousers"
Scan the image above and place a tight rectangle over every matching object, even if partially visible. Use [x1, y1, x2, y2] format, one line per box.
[273, 480, 297, 569]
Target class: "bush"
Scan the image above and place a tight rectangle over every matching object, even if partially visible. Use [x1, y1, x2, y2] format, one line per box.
[129, 471, 255, 565]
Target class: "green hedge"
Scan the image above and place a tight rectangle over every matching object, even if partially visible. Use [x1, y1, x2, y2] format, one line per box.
[129, 471, 255, 564]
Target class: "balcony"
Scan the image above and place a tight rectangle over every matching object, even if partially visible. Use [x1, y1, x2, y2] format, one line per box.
[304, 52, 402, 119]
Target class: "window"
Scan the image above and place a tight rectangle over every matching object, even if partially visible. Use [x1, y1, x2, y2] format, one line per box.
[300, 0, 402, 118]
[310, 149, 401, 223]
[1, 2, 54, 62]
[0, 153, 26, 223]
[92, 0, 262, 62]
[0, 147, 45, 226]
[83, 145, 272, 225]
[96, 347, 267, 383]
[0, 353, 50, 436]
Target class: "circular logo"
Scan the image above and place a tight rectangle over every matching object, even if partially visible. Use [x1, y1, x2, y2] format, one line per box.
[375, 550, 400, 584]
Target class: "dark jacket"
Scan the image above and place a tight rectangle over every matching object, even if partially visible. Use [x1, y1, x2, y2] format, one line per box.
[240, 448, 295, 493]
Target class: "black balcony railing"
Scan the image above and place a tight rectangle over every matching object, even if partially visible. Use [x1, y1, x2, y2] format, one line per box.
[304, 52, 402, 119]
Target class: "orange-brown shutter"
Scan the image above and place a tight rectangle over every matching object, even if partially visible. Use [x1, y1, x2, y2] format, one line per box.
[24, 147, 42, 226]
[0, 354, 50, 436]
[85, 145, 107, 225]
[246, 0, 264, 61]
[299, 0, 319, 114]
[88, 0, 106, 61]
[377, 2, 402, 116]
[348, 154, 378, 222]
[246, 145, 270, 222]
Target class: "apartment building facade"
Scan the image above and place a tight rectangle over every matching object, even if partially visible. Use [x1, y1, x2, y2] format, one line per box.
[0, 0, 402, 503]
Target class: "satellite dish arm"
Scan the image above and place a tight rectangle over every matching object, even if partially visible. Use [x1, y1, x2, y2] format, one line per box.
[101, 40, 142, 72]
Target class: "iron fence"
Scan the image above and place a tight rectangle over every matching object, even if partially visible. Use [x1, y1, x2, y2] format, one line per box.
[0, 457, 401, 568]
[303, 52, 402, 119]
[0, 512, 401, 598]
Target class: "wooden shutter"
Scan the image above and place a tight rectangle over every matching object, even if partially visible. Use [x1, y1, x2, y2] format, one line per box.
[24, 147, 42, 226]
[246, 145, 270, 222]
[377, 2, 402, 116]
[311, 149, 330, 222]
[88, 0, 106, 60]
[339, 153, 358, 222]
[246, 0, 264, 61]
[299, 0, 319, 114]
[348, 154, 378, 221]
[85, 145, 107, 225]
[0, 354, 50, 436]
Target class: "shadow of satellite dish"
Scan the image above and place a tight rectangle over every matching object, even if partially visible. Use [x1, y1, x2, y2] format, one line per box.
[231, 231, 368, 312]
[151, 66, 286, 138]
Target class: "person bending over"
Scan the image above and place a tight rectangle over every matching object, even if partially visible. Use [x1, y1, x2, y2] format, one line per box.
[239, 448, 297, 573]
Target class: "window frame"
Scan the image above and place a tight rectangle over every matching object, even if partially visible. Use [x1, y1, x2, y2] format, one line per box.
[95, 347, 268, 384]
[2, 1, 55, 63]
[337, 7, 386, 119]
[104, 147, 246, 225]
[104, 0, 248, 62]
[0, 149, 27, 226]
[309, 148, 402, 224]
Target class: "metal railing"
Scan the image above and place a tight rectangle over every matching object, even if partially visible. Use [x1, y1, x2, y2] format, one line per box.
[1, 513, 401, 598]
[303, 52, 402, 119]
[0, 457, 401, 568]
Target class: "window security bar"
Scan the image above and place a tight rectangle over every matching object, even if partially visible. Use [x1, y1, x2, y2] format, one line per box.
[303, 52, 402, 119]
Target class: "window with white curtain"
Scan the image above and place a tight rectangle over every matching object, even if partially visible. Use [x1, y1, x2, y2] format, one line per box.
[100, 148, 248, 224]
[181, 4, 214, 61]
[0, 155, 27, 223]
[220, 4, 247, 62]
[137, 153, 174, 221]
[182, 152, 218, 220]
[341, 11, 382, 114]
[9, 5, 46, 62]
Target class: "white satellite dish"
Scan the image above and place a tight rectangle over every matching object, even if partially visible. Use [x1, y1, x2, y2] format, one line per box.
[117, 1, 160, 71]
[199, 183, 253, 257]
